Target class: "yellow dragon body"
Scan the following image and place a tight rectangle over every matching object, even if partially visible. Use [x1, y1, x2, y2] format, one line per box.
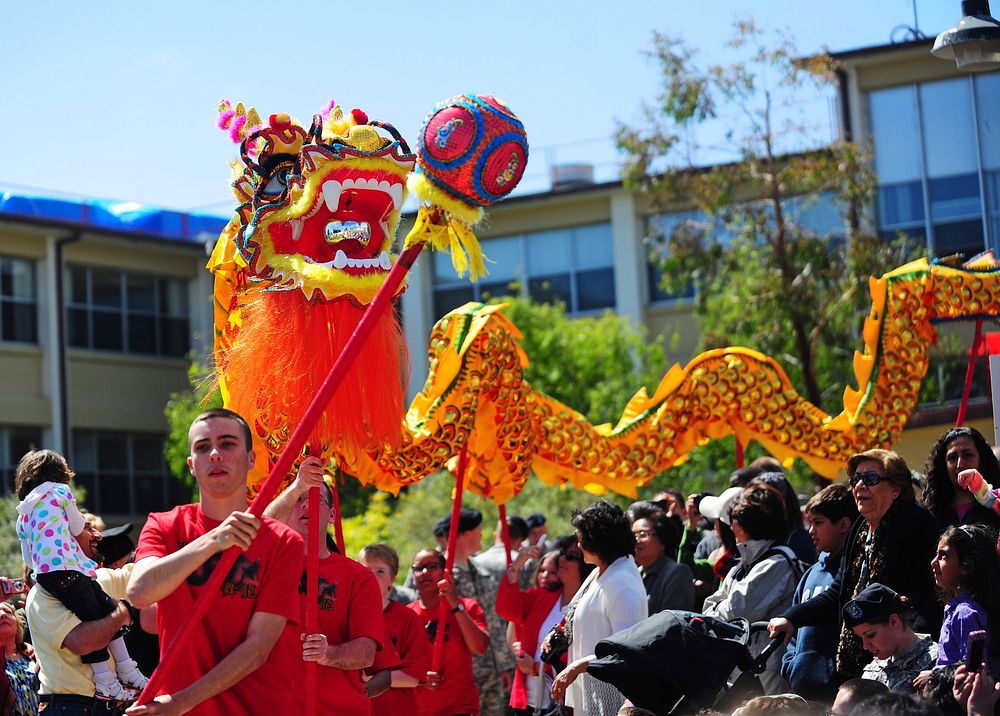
[344, 255, 1000, 501]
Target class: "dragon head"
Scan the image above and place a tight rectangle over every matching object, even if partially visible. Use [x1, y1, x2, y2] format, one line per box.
[219, 100, 416, 306]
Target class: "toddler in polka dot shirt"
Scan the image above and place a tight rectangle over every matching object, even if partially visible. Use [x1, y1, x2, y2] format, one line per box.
[15, 449, 148, 702]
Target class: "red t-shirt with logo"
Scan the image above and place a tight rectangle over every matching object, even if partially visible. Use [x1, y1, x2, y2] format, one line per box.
[135, 504, 303, 716]
[279, 552, 385, 716]
[408, 597, 484, 716]
[370, 599, 431, 716]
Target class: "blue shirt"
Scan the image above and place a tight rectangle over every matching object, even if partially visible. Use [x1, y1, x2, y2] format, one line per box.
[780, 550, 843, 698]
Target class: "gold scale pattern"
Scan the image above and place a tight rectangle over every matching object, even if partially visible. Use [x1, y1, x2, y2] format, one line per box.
[337, 257, 1000, 500]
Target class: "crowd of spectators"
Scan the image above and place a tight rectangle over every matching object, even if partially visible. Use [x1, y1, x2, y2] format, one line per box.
[5, 418, 1000, 716]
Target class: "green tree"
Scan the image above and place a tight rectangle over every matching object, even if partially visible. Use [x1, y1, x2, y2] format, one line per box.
[163, 359, 222, 500]
[0, 493, 23, 578]
[616, 20, 922, 415]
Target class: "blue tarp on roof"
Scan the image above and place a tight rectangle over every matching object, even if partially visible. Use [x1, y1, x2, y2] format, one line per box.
[0, 190, 229, 243]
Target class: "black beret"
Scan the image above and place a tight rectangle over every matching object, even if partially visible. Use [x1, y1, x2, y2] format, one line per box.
[506, 515, 529, 541]
[843, 583, 906, 628]
[99, 523, 135, 565]
[432, 516, 450, 539]
[525, 513, 546, 529]
[434, 508, 483, 537]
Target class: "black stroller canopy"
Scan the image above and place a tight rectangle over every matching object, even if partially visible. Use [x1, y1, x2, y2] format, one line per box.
[587, 611, 755, 715]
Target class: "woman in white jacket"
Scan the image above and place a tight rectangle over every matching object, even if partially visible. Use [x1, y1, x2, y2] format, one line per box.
[703, 483, 802, 694]
[550, 500, 648, 716]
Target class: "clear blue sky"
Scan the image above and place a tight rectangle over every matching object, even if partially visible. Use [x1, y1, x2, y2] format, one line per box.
[0, 1, 962, 214]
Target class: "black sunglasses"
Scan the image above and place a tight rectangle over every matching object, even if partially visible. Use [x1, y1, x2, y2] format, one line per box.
[849, 470, 884, 488]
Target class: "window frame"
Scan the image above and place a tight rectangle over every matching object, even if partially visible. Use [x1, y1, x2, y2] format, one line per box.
[866, 72, 1000, 257]
[66, 265, 190, 357]
[431, 222, 617, 316]
[71, 429, 179, 516]
[0, 256, 39, 345]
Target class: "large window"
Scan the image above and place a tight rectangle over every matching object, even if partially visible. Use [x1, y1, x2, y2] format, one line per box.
[0, 426, 43, 494]
[869, 73, 1000, 257]
[67, 266, 190, 357]
[647, 194, 844, 304]
[646, 211, 706, 304]
[978, 72, 1000, 251]
[72, 430, 185, 516]
[432, 223, 616, 317]
[0, 257, 37, 344]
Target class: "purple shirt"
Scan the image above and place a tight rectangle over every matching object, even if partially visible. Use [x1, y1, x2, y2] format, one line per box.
[937, 595, 989, 667]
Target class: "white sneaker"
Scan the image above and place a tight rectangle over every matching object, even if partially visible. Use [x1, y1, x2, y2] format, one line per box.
[94, 675, 138, 702]
[117, 659, 149, 690]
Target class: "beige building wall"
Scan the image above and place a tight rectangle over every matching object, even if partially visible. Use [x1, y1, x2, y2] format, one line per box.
[0, 217, 211, 518]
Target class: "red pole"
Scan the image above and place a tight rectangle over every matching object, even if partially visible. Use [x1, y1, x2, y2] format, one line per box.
[431, 443, 469, 674]
[136, 242, 425, 706]
[498, 504, 512, 568]
[957, 317, 985, 427]
[735, 438, 745, 469]
[305, 486, 320, 716]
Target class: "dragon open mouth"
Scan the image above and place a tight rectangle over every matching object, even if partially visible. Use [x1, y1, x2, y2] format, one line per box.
[267, 169, 404, 276]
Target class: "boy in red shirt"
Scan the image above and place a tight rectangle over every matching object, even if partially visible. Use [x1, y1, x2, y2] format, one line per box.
[408, 549, 489, 716]
[265, 458, 384, 716]
[358, 544, 432, 716]
[126, 408, 303, 716]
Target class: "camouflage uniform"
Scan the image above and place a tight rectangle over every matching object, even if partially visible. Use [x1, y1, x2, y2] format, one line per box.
[861, 635, 939, 692]
[452, 558, 515, 716]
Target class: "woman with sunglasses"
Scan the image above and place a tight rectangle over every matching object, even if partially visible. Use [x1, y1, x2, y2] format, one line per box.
[768, 449, 941, 680]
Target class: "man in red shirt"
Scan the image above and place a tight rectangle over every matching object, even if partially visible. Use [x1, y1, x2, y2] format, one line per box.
[265, 457, 384, 715]
[125, 408, 303, 716]
[408, 549, 489, 716]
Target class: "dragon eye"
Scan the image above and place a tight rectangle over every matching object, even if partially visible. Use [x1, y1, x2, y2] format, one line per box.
[261, 165, 292, 195]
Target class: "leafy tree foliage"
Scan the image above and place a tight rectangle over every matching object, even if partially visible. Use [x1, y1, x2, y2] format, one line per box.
[163, 360, 222, 500]
[615, 21, 922, 418]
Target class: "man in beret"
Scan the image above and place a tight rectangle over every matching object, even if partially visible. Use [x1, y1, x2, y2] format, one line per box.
[98, 524, 160, 678]
[442, 508, 515, 716]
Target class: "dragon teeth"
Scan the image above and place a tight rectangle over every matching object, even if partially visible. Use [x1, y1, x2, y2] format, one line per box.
[321, 178, 403, 212]
[322, 181, 343, 213]
[315, 250, 392, 272]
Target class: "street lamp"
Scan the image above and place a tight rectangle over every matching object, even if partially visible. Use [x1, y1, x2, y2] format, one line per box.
[932, 0, 1000, 71]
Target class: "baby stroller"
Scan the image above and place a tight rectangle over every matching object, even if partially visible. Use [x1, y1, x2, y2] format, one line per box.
[586, 610, 784, 715]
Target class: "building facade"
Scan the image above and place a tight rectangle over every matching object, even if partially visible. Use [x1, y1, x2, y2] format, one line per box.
[0, 193, 221, 520]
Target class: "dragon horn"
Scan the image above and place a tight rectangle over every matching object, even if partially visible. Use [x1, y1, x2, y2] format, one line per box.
[217, 99, 262, 144]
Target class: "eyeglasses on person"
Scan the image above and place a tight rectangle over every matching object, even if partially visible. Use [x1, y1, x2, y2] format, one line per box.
[849, 470, 884, 488]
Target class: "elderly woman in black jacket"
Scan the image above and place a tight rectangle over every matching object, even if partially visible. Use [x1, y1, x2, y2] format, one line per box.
[768, 449, 941, 679]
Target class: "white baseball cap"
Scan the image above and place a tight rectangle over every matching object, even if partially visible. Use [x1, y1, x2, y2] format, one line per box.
[698, 487, 744, 525]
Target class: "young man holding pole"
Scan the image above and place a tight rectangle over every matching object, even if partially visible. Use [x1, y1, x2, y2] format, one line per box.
[125, 408, 303, 716]
[265, 464, 385, 716]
